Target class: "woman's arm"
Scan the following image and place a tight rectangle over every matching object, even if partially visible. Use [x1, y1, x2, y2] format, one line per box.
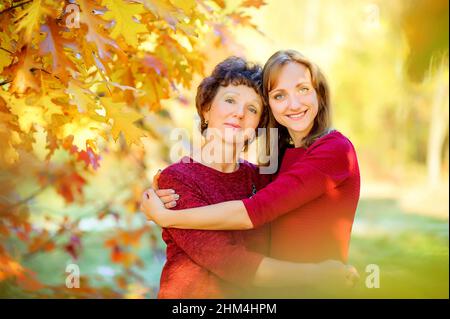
[166, 218, 356, 288]
[254, 258, 358, 288]
[145, 193, 252, 230]
[144, 168, 251, 229]
[143, 135, 355, 230]
[153, 168, 357, 288]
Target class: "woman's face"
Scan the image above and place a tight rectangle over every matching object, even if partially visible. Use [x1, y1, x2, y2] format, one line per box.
[268, 62, 319, 142]
[204, 84, 263, 145]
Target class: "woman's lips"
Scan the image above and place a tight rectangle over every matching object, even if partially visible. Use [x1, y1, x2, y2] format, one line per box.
[286, 110, 307, 120]
[224, 123, 242, 129]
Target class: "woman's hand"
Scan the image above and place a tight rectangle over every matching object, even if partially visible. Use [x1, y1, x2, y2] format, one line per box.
[315, 260, 360, 289]
[141, 188, 169, 225]
[152, 170, 180, 209]
[141, 170, 177, 226]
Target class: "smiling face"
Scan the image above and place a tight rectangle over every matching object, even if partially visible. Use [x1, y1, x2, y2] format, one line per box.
[203, 84, 263, 145]
[268, 62, 319, 145]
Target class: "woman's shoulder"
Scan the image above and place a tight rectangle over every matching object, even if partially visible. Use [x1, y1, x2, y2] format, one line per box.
[159, 157, 198, 185]
[309, 130, 355, 154]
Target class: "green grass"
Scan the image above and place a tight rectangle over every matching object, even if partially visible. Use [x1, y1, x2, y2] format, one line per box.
[346, 199, 448, 298]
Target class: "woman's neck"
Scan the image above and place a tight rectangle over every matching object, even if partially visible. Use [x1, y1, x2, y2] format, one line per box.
[288, 130, 307, 148]
[288, 125, 315, 148]
[197, 139, 242, 173]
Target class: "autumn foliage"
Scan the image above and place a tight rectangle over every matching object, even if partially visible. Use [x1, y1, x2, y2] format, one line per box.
[0, 0, 265, 298]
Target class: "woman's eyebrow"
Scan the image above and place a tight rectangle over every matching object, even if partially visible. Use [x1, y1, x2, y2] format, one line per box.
[296, 80, 312, 86]
[270, 80, 312, 93]
[269, 88, 283, 94]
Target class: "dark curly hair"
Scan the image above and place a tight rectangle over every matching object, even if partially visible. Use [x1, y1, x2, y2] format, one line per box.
[195, 57, 269, 138]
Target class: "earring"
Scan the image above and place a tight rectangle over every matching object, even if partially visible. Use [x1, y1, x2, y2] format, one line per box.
[201, 120, 208, 132]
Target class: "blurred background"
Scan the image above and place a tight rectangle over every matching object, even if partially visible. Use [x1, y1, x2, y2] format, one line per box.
[0, 0, 448, 298]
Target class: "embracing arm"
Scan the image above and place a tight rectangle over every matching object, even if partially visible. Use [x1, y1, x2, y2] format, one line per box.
[159, 199, 252, 230]
[152, 169, 354, 288]
[254, 258, 356, 288]
[143, 135, 354, 230]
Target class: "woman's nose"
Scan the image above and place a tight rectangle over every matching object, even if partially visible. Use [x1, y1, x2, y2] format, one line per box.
[288, 93, 302, 111]
[233, 104, 245, 118]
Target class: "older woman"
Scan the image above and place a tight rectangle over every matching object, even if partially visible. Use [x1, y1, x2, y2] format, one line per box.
[145, 56, 355, 299]
[144, 50, 361, 297]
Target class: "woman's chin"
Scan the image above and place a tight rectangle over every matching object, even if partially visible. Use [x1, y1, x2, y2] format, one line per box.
[221, 138, 245, 148]
[284, 122, 313, 136]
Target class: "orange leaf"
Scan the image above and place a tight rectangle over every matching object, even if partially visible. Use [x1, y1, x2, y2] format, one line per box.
[228, 11, 256, 28]
[111, 245, 123, 263]
[55, 171, 86, 204]
[76, 147, 101, 170]
[39, 18, 77, 83]
[79, 0, 118, 61]
[5, 46, 40, 94]
[240, 0, 267, 9]
[16, 269, 45, 292]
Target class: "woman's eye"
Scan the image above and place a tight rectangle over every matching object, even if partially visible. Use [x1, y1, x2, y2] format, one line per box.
[299, 87, 310, 93]
[273, 94, 284, 100]
[248, 106, 257, 114]
[225, 98, 235, 104]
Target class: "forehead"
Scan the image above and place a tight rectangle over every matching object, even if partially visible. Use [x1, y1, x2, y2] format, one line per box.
[270, 62, 312, 90]
[216, 84, 262, 101]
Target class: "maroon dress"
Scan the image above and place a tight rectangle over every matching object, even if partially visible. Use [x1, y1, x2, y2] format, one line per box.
[243, 131, 361, 263]
[157, 157, 271, 299]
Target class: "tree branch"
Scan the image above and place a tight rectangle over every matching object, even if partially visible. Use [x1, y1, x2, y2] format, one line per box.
[0, 80, 12, 86]
[30, 67, 61, 81]
[0, 46, 14, 55]
[0, 0, 33, 15]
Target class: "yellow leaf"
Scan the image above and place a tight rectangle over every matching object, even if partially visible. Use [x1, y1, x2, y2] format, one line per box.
[39, 18, 77, 83]
[170, 0, 196, 13]
[32, 125, 48, 161]
[0, 91, 46, 133]
[101, 97, 146, 145]
[0, 49, 12, 73]
[14, 0, 51, 42]
[0, 26, 18, 53]
[66, 81, 97, 114]
[0, 97, 23, 166]
[79, 0, 117, 60]
[142, 0, 184, 28]
[58, 115, 105, 150]
[137, 77, 169, 111]
[102, 0, 147, 47]
[0, 123, 20, 166]
[30, 93, 65, 123]
[6, 46, 40, 94]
